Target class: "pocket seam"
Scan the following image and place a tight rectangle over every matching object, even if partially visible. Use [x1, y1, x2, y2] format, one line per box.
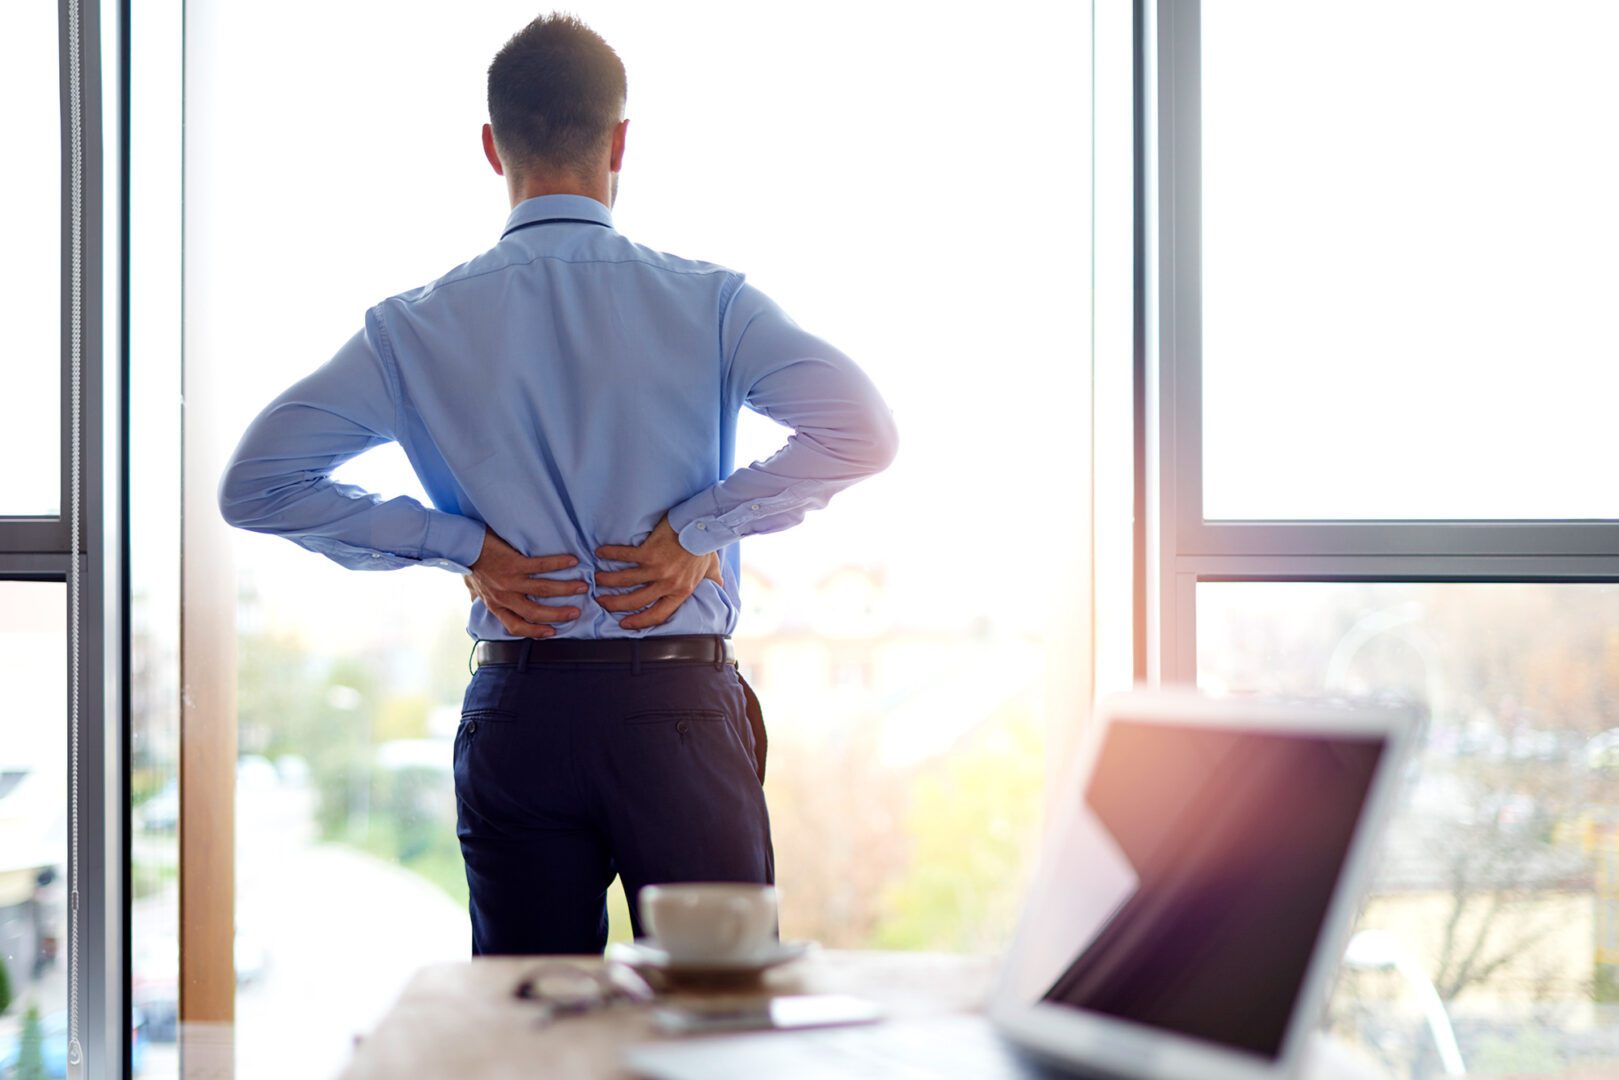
[624, 709, 726, 726]
[462, 708, 516, 723]
[462, 665, 515, 719]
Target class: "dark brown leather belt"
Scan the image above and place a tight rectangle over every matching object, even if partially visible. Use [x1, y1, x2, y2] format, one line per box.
[474, 635, 736, 668]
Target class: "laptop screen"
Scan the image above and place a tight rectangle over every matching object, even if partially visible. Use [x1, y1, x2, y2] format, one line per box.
[1011, 718, 1386, 1060]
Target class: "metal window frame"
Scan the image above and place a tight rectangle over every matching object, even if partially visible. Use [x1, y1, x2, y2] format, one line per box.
[0, 2, 127, 1078]
[1141, 0, 1619, 686]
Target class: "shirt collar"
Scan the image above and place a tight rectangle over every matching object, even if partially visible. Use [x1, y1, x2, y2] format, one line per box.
[500, 194, 616, 239]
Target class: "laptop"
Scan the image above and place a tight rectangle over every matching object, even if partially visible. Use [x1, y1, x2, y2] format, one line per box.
[624, 691, 1414, 1080]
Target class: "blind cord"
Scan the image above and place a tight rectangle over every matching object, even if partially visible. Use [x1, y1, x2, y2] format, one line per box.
[66, 0, 85, 1074]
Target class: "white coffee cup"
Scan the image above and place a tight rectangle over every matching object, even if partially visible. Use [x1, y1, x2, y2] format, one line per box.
[640, 883, 778, 963]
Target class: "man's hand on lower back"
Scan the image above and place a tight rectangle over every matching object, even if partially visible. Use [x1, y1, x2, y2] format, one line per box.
[467, 529, 588, 638]
[595, 516, 725, 631]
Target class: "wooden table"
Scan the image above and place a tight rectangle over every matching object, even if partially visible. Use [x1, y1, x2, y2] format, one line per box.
[339, 950, 1385, 1080]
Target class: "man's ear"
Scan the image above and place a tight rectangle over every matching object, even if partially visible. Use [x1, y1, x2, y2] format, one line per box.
[609, 118, 629, 173]
[482, 123, 505, 176]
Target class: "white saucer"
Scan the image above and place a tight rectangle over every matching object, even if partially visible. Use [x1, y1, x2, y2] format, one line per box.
[606, 938, 814, 975]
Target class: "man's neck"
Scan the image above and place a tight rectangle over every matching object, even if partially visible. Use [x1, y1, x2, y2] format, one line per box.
[508, 172, 610, 210]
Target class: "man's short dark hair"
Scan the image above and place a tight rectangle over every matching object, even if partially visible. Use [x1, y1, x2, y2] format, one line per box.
[488, 14, 627, 176]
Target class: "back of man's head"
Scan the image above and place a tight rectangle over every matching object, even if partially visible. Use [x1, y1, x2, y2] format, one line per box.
[488, 14, 626, 179]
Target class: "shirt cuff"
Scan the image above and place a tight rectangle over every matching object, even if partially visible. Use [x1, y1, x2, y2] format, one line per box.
[421, 509, 486, 572]
[667, 488, 735, 557]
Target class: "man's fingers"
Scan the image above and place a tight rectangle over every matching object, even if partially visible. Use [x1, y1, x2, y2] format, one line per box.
[517, 553, 580, 574]
[597, 586, 661, 613]
[486, 599, 556, 639]
[509, 577, 590, 599]
[495, 569, 592, 595]
[594, 567, 657, 588]
[487, 588, 581, 624]
[595, 544, 644, 563]
[497, 591, 581, 624]
[620, 594, 683, 631]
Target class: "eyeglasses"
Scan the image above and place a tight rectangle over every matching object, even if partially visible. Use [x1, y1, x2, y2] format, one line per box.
[513, 961, 656, 1026]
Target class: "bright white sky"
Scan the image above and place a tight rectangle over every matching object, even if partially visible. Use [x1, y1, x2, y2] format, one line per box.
[0, 582, 65, 774]
[1201, 0, 1619, 520]
[0, 1, 62, 516]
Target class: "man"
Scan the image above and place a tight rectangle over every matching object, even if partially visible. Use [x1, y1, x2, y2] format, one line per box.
[217, 13, 897, 955]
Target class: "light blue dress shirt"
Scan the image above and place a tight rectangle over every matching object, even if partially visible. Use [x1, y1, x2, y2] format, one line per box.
[218, 194, 898, 640]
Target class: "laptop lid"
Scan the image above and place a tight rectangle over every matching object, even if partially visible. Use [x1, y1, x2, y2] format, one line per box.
[990, 692, 1412, 1080]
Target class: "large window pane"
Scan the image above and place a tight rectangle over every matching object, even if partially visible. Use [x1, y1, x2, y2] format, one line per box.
[1199, 582, 1619, 1077]
[0, 3, 62, 517]
[0, 582, 67, 1070]
[1200, 1, 1619, 521]
[190, 1, 1087, 1074]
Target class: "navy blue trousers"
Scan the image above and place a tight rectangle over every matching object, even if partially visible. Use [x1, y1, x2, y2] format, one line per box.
[452, 647, 774, 955]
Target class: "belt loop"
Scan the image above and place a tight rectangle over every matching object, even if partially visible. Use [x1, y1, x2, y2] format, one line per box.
[517, 639, 532, 673]
[631, 638, 642, 677]
[468, 640, 479, 676]
[713, 635, 724, 671]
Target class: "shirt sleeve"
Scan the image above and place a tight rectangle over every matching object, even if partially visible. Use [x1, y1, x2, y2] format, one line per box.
[665, 282, 899, 556]
[216, 321, 488, 573]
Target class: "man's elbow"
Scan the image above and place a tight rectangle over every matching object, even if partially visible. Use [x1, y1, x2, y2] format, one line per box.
[217, 468, 249, 530]
[217, 460, 270, 531]
[830, 408, 898, 476]
[866, 408, 900, 474]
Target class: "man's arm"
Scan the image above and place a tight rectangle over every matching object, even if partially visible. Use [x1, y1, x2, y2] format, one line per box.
[218, 325, 487, 571]
[218, 325, 584, 637]
[670, 282, 900, 553]
[596, 282, 898, 629]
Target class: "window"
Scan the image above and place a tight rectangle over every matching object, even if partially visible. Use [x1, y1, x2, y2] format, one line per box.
[0, 1, 120, 1077]
[1199, 1, 1619, 523]
[0, 1, 61, 517]
[184, 2, 1091, 1073]
[1200, 582, 1619, 1074]
[1149, 1, 1619, 1074]
[0, 584, 67, 1066]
